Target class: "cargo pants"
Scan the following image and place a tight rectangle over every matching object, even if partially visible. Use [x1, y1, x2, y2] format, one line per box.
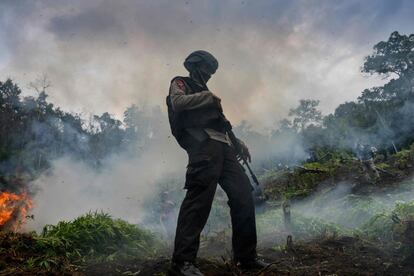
[172, 139, 257, 263]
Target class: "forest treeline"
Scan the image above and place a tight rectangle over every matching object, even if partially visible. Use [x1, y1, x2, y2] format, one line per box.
[1, 31, 413, 178]
[0, 78, 163, 177]
[237, 31, 414, 167]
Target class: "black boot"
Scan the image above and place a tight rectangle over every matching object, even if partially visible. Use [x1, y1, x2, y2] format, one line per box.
[169, 261, 204, 276]
[238, 258, 269, 270]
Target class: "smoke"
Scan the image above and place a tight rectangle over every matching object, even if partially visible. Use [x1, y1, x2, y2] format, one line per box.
[26, 131, 187, 231]
[294, 178, 414, 229]
[233, 123, 308, 169]
[246, 178, 414, 250]
[2, 0, 411, 129]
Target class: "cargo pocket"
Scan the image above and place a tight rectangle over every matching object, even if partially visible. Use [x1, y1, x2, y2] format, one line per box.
[185, 155, 216, 189]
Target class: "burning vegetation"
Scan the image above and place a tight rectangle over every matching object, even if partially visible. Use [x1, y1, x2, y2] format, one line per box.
[0, 175, 33, 232]
[0, 191, 33, 231]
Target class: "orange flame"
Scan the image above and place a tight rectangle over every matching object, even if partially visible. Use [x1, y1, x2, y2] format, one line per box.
[0, 191, 33, 231]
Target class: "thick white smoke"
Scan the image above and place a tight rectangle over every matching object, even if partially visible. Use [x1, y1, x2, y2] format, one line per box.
[26, 132, 187, 231]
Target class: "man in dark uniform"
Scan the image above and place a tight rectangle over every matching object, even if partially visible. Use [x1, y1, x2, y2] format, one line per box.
[167, 50, 267, 276]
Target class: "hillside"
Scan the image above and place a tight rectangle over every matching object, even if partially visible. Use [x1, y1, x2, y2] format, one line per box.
[2, 147, 414, 275]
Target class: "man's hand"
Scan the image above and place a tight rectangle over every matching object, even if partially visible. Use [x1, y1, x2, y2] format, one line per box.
[236, 139, 251, 163]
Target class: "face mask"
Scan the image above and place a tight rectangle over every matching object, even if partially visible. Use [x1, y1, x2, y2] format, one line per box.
[199, 70, 211, 83]
[191, 69, 211, 86]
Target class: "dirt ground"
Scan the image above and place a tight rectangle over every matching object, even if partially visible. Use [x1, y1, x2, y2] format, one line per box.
[83, 236, 414, 276]
[1, 229, 413, 275]
[0, 232, 75, 276]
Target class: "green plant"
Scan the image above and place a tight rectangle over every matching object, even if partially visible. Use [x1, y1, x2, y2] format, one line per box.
[37, 211, 161, 263]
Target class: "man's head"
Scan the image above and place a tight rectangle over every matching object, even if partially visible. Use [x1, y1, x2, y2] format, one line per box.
[184, 50, 218, 84]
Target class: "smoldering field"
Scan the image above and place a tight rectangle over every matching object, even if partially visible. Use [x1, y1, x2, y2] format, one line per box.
[25, 119, 186, 230]
[23, 110, 414, 249]
[23, 115, 304, 230]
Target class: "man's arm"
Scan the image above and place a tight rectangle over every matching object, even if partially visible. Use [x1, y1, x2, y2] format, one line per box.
[169, 78, 218, 113]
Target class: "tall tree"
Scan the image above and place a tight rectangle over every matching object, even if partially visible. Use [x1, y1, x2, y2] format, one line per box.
[288, 99, 323, 132]
[360, 31, 414, 104]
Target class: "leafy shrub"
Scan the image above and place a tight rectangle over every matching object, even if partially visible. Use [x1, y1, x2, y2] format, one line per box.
[256, 208, 348, 244]
[361, 200, 414, 255]
[37, 212, 160, 263]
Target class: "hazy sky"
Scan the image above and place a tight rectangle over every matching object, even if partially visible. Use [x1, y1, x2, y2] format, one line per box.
[1, 0, 413, 129]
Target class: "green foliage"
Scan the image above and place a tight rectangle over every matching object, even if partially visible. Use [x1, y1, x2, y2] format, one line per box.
[361, 200, 414, 254]
[256, 208, 348, 243]
[0, 213, 162, 274]
[390, 149, 414, 169]
[266, 168, 329, 200]
[0, 78, 163, 178]
[270, 31, 414, 163]
[363, 31, 414, 77]
[287, 99, 323, 132]
[37, 212, 161, 263]
[291, 213, 348, 238]
[0, 231, 74, 274]
[262, 158, 354, 200]
[263, 139, 414, 204]
[308, 194, 389, 228]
